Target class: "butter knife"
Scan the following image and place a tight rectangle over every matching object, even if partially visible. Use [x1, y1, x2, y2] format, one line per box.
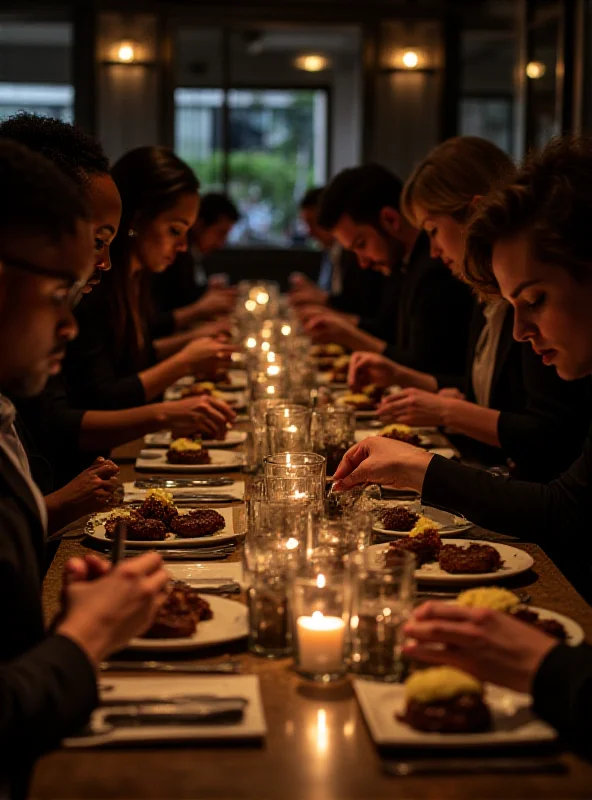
[135, 478, 234, 488]
[100, 660, 242, 674]
[383, 757, 567, 777]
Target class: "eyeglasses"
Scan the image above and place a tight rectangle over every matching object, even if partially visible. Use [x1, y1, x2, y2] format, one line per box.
[0, 255, 88, 309]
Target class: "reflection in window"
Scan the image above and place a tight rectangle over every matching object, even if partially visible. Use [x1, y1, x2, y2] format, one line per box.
[460, 97, 513, 154]
[175, 88, 327, 245]
[0, 83, 73, 123]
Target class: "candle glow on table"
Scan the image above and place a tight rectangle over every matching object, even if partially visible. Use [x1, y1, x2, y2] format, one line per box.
[296, 581, 346, 674]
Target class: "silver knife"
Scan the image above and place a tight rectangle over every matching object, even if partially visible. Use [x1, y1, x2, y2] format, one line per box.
[135, 478, 234, 488]
[100, 660, 242, 674]
[383, 757, 567, 777]
[100, 694, 248, 707]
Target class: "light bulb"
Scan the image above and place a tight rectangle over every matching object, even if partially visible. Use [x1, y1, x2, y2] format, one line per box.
[116, 41, 136, 63]
[402, 50, 419, 69]
[526, 61, 546, 79]
[295, 54, 329, 72]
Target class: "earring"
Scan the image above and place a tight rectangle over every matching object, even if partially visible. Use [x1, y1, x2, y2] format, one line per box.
[128, 228, 137, 238]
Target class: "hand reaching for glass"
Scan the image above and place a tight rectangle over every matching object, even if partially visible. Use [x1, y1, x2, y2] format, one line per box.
[165, 394, 236, 440]
[402, 601, 558, 695]
[332, 435, 433, 494]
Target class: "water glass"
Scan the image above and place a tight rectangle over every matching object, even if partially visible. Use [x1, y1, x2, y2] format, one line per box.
[348, 549, 415, 681]
[311, 406, 356, 476]
[265, 406, 312, 454]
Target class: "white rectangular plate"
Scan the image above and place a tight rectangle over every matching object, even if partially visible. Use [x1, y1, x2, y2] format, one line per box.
[145, 430, 247, 449]
[353, 680, 556, 748]
[123, 480, 245, 503]
[136, 449, 245, 473]
[64, 675, 266, 747]
[166, 561, 244, 586]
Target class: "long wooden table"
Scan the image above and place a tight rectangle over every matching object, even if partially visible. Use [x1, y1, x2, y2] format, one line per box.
[32, 438, 592, 800]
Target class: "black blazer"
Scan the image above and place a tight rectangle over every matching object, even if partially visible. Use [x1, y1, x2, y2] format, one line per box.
[150, 250, 204, 315]
[437, 304, 591, 481]
[381, 233, 474, 376]
[329, 249, 387, 319]
[0, 447, 97, 798]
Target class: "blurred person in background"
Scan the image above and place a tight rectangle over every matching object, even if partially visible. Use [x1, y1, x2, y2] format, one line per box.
[348, 137, 590, 482]
[0, 139, 169, 798]
[289, 186, 386, 323]
[301, 164, 473, 376]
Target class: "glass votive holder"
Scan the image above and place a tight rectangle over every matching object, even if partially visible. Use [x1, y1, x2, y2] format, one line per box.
[310, 512, 373, 559]
[311, 405, 356, 476]
[289, 569, 349, 682]
[266, 406, 312, 453]
[347, 549, 415, 681]
[244, 546, 294, 659]
[264, 475, 325, 507]
[263, 451, 325, 479]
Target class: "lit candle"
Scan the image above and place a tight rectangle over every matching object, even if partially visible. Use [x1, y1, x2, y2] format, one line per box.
[297, 609, 346, 673]
[292, 489, 307, 501]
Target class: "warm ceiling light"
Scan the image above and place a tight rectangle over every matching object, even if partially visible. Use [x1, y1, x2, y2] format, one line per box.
[116, 40, 136, 63]
[295, 54, 329, 73]
[526, 61, 546, 79]
[402, 50, 419, 69]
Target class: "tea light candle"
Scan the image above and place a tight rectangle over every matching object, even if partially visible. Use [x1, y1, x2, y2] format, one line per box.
[297, 610, 346, 673]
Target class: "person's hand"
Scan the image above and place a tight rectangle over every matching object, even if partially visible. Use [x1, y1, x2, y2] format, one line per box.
[177, 336, 236, 375]
[163, 395, 236, 440]
[294, 303, 330, 323]
[332, 435, 433, 493]
[192, 318, 233, 339]
[402, 602, 558, 694]
[45, 458, 121, 526]
[438, 387, 466, 400]
[303, 312, 359, 347]
[63, 553, 111, 585]
[56, 552, 170, 665]
[289, 285, 329, 307]
[348, 352, 400, 391]
[378, 388, 449, 426]
[196, 287, 237, 317]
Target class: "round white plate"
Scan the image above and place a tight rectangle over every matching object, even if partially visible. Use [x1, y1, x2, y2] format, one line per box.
[372, 503, 473, 537]
[522, 606, 584, 646]
[127, 594, 248, 651]
[144, 430, 247, 449]
[136, 448, 245, 473]
[365, 539, 534, 585]
[355, 429, 433, 447]
[86, 507, 241, 549]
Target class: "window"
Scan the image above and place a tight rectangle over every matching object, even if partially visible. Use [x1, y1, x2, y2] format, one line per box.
[459, 97, 513, 154]
[0, 83, 73, 122]
[175, 87, 328, 245]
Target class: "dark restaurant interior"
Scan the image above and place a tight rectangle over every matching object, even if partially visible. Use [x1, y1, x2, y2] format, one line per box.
[2, 1, 592, 798]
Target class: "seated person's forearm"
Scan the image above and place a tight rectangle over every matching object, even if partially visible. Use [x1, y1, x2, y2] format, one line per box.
[78, 405, 170, 451]
[44, 492, 72, 535]
[139, 355, 188, 402]
[343, 328, 386, 353]
[154, 330, 196, 360]
[442, 399, 501, 448]
[173, 297, 219, 329]
[396, 364, 439, 392]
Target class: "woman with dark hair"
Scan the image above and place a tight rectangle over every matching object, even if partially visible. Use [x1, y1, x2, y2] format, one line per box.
[65, 146, 235, 412]
[4, 118, 234, 488]
[348, 137, 590, 481]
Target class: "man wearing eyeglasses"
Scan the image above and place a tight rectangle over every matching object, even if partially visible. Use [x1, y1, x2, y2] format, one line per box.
[0, 141, 169, 799]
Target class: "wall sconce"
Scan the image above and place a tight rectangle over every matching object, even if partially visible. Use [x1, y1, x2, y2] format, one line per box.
[525, 61, 546, 79]
[294, 54, 330, 72]
[115, 40, 137, 63]
[401, 50, 419, 69]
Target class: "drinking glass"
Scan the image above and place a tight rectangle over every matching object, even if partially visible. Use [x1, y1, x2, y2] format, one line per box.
[311, 405, 356, 476]
[265, 406, 312, 454]
[348, 549, 416, 681]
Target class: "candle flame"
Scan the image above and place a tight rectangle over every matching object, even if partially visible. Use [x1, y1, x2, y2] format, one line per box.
[246, 337, 257, 348]
[281, 324, 292, 335]
[312, 609, 324, 620]
[245, 300, 257, 311]
[293, 489, 306, 499]
[316, 574, 326, 589]
[262, 341, 271, 352]
[256, 291, 269, 305]
[286, 537, 299, 550]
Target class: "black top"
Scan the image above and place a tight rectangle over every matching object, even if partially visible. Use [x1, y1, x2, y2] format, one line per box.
[0, 446, 97, 798]
[150, 251, 204, 315]
[422, 423, 592, 598]
[378, 233, 474, 375]
[437, 304, 591, 481]
[64, 285, 152, 411]
[533, 643, 592, 755]
[328, 249, 387, 320]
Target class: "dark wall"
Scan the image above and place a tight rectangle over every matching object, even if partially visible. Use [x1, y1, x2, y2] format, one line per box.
[203, 246, 322, 291]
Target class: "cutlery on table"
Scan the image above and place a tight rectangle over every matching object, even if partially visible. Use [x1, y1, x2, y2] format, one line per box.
[382, 756, 567, 777]
[134, 478, 234, 488]
[100, 660, 242, 674]
[129, 494, 239, 505]
[99, 694, 248, 707]
[193, 582, 241, 595]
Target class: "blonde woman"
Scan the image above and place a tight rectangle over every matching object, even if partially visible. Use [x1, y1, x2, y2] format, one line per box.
[349, 136, 590, 480]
